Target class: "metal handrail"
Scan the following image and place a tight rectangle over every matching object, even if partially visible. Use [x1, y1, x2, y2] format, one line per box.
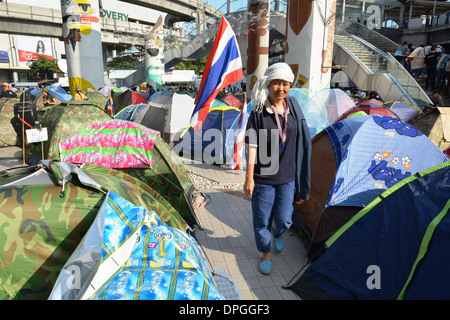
[335, 22, 431, 109]
[336, 20, 399, 54]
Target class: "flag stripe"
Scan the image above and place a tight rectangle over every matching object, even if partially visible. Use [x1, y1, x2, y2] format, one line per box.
[193, 37, 242, 113]
[230, 94, 248, 169]
[191, 16, 244, 132]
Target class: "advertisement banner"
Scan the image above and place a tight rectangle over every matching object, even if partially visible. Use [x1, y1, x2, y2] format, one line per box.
[16, 35, 53, 67]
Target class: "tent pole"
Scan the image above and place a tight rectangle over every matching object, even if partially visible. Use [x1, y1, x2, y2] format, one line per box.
[22, 96, 25, 166]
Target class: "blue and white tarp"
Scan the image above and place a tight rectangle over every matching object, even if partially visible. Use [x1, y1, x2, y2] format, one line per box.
[49, 191, 224, 300]
[324, 115, 449, 209]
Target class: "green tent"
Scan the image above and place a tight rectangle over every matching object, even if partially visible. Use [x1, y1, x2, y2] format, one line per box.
[83, 91, 108, 110]
[30, 101, 113, 159]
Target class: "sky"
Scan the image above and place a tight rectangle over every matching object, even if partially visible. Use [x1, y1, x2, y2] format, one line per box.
[207, 0, 249, 13]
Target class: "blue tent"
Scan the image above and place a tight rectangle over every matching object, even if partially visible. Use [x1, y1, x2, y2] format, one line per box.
[113, 103, 147, 121]
[382, 100, 422, 122]
[324, 115, 448, 209]
[305, 88, 356, 125]
[30, 85, 73, 102]
[289, 88, 329, 138]
[293, 115, 449, 250]
[290, 161, 450, 300]
[49, 191, 224, 300]
[175, 106, 241, 165]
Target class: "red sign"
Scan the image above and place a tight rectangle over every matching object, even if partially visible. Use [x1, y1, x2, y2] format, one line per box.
[18, 49, 52, 62]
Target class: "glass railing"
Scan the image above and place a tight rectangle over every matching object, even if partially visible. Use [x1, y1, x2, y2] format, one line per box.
[336, 21, 398, 55]
[383, 54, 431, 109]
[334, 25, 379, 71]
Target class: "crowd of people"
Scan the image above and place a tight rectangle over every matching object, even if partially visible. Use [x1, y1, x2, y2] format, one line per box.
[395, 41, 450, 96]
[0, 83, 18, 98]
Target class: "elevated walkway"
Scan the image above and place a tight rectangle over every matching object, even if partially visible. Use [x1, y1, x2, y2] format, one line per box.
[115, 13, 432, 110]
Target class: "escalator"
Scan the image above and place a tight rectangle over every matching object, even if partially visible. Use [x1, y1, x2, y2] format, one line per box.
[333, 21, 431, 109]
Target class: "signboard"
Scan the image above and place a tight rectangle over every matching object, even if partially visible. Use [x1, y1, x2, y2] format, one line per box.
[16, 35, 53, 67]
[26, 127, 48, 143]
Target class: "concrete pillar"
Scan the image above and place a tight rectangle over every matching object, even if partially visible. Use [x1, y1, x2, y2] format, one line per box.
[61, 0, 104, 95]
[196, 8, 206, 34]
[145, 15, 164, 90]
[246, 0, 270, 96]
[12, 71, 19, 83]
[285, 0, 337, 96]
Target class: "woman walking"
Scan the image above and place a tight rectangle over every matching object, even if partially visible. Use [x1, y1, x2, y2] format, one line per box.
[244, 62, 311, 275]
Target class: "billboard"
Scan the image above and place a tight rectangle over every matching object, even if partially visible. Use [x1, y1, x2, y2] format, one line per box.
[16, 35, 53, 67]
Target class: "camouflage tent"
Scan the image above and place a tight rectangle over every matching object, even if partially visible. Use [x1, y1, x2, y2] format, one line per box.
[57, 120, 202, 229]
[0, 97, 19, 147]
[0, 160, 187, 300]
[31, 101, 113, 159]
[84, 91, 108, 109]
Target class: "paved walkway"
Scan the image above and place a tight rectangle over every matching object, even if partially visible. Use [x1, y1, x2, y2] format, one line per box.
[183, 160, 308, 300]
[0, 146, 25, 171]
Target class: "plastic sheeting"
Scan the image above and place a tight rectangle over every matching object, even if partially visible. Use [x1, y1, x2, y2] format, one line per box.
[49, 191, 224, 300]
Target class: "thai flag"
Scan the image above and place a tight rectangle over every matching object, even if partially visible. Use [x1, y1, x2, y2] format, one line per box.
[165, 67, 174, 75]
[190, 16, 244, 132]
[229, 94, 248, 170]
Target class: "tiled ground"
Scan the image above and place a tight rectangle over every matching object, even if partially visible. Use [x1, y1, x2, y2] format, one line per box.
[184, 160, 308, 300]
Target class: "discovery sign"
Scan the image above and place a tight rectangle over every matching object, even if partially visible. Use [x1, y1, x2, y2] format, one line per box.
[100, 9, 129, 21]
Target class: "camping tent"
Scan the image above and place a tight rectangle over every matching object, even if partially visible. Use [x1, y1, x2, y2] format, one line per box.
[289, 88, 330, 138]
[293, 115, 449, 253]
[330, 70, 356, 88]
[336, 103, 398, 122]
[49, 191, 223, 300]
[30, 101, 113, 159]
[409, 106, 450, 152]
[113, 103, 147, 121]
[174, 106, 241, 165]
[133, 91, 196, 146]
[382, 100, 422, 122]
[58, 120, 202, 229]
[305, 88, 356, 125]
[84, 91, 108, 109]
[105, 88, 147, 117]
[219, 92, 244, 109]
[290, 161, 450, 300]
[30, 86, 72, 103]
[59, 120, 160, 169]
[0, 160, 187, 300]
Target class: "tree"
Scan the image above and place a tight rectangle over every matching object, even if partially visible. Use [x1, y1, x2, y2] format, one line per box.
[106, 44, 144, 69]
[28, 56, 63, 81]
[175, 54, 209, 75]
